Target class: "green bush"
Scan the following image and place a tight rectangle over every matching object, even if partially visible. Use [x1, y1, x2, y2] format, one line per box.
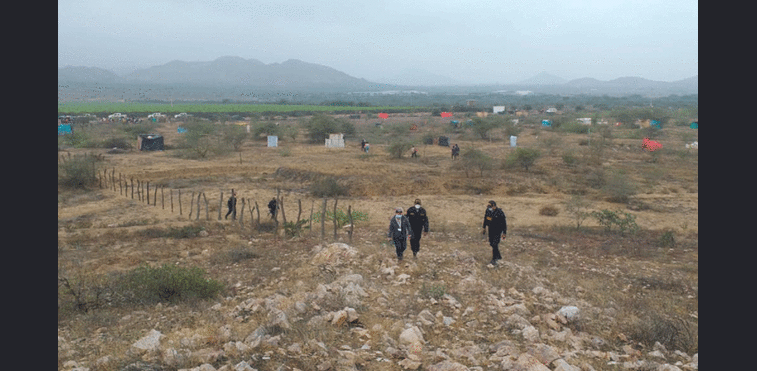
[58, 154, 98, 189]
[591, 209, 640, 235]
[310, 177, 349, 197]
[305, 114, 355, 143]
[117, 264, 224, 305]
[505, 147, 541, 171]
[312, 208, 369, 228]
[628, 315, 697, 354]
[386, 138, 413, 158]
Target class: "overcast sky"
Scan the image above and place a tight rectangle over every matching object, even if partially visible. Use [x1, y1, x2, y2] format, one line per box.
[58, 0, 697, 85]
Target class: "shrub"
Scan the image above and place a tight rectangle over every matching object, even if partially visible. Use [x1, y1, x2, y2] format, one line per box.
[211, 246, 259, 265]
[591, 209, 640, 235]
[116, 264, 224, 305]
[305, 114, 355, 143]
[420, 283, 447, 300]
[310, 177, 349, 197]
[628, 315, 697, 354]
[539, 205, 559, 216]
[102, 137, 133, 149]
[386, 139, 413, 159]
[312, 209, 369, 228]
[58, 154, 98, 189]
[658, 230, 676, 248]
[453, 148, 494, 177]
[505, 147, 541, 171]
[603, 170, 637, 203]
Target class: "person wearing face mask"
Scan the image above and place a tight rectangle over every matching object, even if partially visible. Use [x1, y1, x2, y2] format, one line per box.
[482, 200, 507, 265]
[388, 207, 413, 261]
[405, 198, 429, 258]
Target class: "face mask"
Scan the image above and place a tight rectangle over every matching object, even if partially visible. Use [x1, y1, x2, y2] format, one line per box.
[395, 214, 402, 219]
[488, 207, 492, 211]
[415, 205, 420, 209]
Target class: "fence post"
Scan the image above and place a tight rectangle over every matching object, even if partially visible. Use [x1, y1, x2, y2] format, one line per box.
[321, 197, 326, 241]
[333, 197, 338, 241]
[189, 191, 194, 219]
[218, 191, 223, 221]
[239, 198, 245, 227]
[170, 189, 173, 212]
[146, 182, 150, 205]
[348, 205, 353, 244]
[196, 191, 201, 221]
[161, 186, 164, 209]
[203, 192, 209, 220]
[254, 200, 261, 233]
[309, 200, 314, 237]
[154, 184, 158, 206]
[131, 178, 134, 199]
[178, 189, 182, 215]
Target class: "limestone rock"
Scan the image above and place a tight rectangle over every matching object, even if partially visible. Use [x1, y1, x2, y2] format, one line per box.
[527, 343, 560, 365]
[552, 359, 580, 371]
[426, 360, 470, 371]
[132, 329, 164, 353]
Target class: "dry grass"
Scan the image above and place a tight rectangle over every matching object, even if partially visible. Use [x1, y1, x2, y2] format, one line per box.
[58, 116, 698, 369]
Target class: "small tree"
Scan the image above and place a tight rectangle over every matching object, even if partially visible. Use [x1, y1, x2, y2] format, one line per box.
[222, 124, 248, 151]
[506, 148, 541, 171]
[305, 114, 355, 143]
[387, 139, 413, 159]
[469, 117, 502, 140]
[453, 148, 494, 177]
[564, 194, 592, 230]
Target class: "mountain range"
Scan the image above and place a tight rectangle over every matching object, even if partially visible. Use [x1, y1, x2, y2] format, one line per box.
[58, 56, 697, 98]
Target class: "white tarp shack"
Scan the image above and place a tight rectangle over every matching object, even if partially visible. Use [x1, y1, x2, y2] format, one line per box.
[493, 106, 505, 114]
[267, 135, 278, 147]
[577, 118, 592, 125]
[325, 133, 345, 148]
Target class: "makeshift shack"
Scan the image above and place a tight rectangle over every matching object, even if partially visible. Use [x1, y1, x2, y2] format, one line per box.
[325, 133, 345, 148]
[137, 134, 164, 151]
[267, 135, 278, 147]
[438, 136, 450, 147]
[542, 120, 552, 127]
[690, 122, 698, 129]
[58, 124, 73, 136]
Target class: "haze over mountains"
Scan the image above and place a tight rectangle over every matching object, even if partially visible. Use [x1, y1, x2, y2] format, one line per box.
[58, 56, 697, 99]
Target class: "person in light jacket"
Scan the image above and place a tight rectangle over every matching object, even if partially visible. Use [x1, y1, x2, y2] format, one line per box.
[388, 207, 414, 261]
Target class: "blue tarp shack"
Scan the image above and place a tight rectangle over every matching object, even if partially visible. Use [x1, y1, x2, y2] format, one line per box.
[542, 120, 552, 127]
[650, 120, 661, 129]
[58, 124, 73, 135]
[177, 126, 187, 134]
[690, 121, 698, 129]
[450, 120, 459, 129]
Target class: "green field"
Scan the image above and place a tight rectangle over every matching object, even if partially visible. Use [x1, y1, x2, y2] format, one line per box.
[57, 102, 418, 115]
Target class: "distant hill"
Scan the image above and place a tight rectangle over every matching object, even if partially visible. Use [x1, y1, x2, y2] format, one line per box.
[122, 56, 376, 89]
[58, 66, 125, 84]
[517, 72, 567, 85]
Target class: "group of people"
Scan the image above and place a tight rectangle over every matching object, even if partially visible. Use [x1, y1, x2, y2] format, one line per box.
[451, 143, 460, 159]
[388, 198, 507, 265]
[226, 189, 507, 266]
[224, 190, 278, 221]
[360, 139, 370, 153]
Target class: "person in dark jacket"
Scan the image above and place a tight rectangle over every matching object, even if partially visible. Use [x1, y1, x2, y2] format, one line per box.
[268, 197, 278, 219]
[406, 198, 429, 258]
[482, 200, 507, 265]
[388, 207, 414, 261]
[225, 190, 237, 220]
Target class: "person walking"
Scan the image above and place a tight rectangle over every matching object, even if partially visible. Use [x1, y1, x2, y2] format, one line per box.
[451, 143, 460, 160]
[406, 198, 429, 258]
[225, 190, 237, 220]
[388, 207, 413, 261]
[268, 197, 278, 219]
[482, 200, 507, 265]
[411, 146, 418, 158]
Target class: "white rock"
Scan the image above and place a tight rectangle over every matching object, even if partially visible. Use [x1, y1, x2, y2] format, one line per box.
[233, 360, 257, 371]
[399, 326, 425, 346]
[522, 326, 540, 342]
[557, 306, 580, 321]
[425, 360, 470, 371]
[132, 329, 164, 352]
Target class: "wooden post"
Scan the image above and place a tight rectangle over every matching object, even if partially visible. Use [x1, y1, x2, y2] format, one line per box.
[136, 180, 141, 201]
[203, 192, 209, 220]
[154, 184, 158, 206]
[239, 198, 245, 227]
[348, 205, 354, 243]
[161, 186, 164, 209]
[321, 198, 326, 241]
[254, 200, 261, 233]
[196, 191, 201, 221]
[112, 169, 116, 192]
[189, 191, 194, 219]
[218, 191, 223, 220]
[170, 189, 174, 212]
[146, 182, 150, 205]
[309, 200, 315, 237]
[333, 197, 339, 241]
[131, 178, 134, 199]
[280, 195, 287, 225]
[248, 201, 255, 232]
[119, 173, 122, 195]
[178, 189, 182, 215]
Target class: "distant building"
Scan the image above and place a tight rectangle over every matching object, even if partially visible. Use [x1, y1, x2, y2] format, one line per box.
[493, 106, 506, 114]
[546, 107, 558, 114]
[577, 118, 592, 125]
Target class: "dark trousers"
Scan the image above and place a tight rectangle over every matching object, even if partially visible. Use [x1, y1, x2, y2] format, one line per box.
[393, 237, 408, 258]
[409, 228, 423, 253]
[488, 232, 503, 261]
[225, 207, 236, 220]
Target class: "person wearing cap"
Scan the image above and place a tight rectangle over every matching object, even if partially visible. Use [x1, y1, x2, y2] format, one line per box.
[225, 189, 237, 220]
[482, 200, 507, 265]
[406, 198, 429, 258]
[388, 207, 414, 261]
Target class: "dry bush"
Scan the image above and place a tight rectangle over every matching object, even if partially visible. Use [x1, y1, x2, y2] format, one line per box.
[539, 205, 559, 216]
